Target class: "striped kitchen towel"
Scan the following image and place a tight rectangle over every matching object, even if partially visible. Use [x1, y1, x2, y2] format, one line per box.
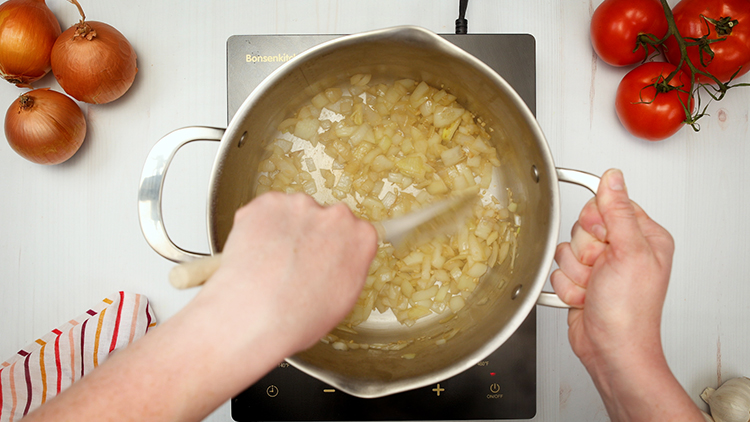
[0, 292, 156, 422]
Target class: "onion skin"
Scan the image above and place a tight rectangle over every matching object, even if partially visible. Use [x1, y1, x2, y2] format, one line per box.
[0, 0, 61, 87]
[5, 88, 87, 164]
[51, 20, 137, 104]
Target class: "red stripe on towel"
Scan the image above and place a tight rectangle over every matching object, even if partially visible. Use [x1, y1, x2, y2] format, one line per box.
[53, 330, 62, 395]
[108, 292, 125, 353]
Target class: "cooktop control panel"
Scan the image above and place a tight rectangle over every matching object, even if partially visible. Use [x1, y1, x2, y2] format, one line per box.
[231, 309, 535, 421]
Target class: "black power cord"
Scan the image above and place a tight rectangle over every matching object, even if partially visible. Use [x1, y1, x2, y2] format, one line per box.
[455, 0, 469, 34]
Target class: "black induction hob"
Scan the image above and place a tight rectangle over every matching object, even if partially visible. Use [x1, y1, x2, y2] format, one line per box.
[226, 33, 537, 421]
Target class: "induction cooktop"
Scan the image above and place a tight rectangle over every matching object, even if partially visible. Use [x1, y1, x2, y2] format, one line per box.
[226, 33, 537, 421]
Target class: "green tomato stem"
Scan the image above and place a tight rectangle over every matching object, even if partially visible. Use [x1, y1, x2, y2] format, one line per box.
[656, 0, 749, 130]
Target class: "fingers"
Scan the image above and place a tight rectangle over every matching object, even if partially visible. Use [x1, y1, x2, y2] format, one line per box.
[632, 201, 675, 266]
[556, 242, 593, 287]
[550, 267, 586, 308]
[561, 196, 607, 269]
[577, 197, 607, 242]
[327, 201, 379, 270]
[595, 169, 644, 249]
[592, 169, 674, 267]
[570, 221, 607, 267]
[574, 171, 670, 265]
[552, 169, 631, 309]
[551, 242, 591, 308]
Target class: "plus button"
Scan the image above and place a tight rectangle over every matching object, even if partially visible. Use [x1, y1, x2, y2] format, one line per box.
[432, 383, 445, 396]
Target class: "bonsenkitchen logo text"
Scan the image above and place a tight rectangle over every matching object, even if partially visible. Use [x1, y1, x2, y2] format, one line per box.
[246, 53, 296, 63]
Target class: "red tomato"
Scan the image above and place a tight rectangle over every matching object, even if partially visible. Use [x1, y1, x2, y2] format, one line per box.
[615, 62, 693, 141]
[591, 0, 669, 66]
[663, 0, 750, 83]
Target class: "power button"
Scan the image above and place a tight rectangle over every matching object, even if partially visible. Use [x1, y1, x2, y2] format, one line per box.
[489, 383, 501, 394]
[266, 385, 279, 397]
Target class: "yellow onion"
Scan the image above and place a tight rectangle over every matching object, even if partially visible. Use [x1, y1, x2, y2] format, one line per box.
[50, 0, 137, 104]
[0, 0, 61, 87]
[5, 88, 87, 164]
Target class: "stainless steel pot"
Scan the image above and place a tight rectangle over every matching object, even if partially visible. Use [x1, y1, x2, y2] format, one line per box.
[138, 26, 600, 398]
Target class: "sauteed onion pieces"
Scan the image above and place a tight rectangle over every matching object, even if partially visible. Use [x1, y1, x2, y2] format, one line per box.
[256, 75, 520, 328]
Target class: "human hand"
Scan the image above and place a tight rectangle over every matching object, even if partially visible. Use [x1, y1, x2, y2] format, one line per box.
[550, 170, 705, 421]
[192, 192, 378, 358]
[550, 169, 675, 372]
[21, 192, 378, 422]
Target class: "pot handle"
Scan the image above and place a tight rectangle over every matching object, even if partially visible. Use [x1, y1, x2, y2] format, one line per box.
[137, 126, 225, 263]
[537, 168, 601, 308]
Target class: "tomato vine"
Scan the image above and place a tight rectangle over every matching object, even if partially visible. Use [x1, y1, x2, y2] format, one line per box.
[637, 0, 749, 132]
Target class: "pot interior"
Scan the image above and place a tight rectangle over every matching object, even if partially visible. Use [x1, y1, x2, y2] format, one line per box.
[207, 26, 559, 397]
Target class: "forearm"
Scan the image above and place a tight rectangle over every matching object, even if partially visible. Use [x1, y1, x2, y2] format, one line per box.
[24, 290, 286, 422]
[23, 194, 375, 421]
[584, 346, 704, 422]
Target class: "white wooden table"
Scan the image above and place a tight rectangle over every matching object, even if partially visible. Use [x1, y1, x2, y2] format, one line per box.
[1, 1, 748, 420]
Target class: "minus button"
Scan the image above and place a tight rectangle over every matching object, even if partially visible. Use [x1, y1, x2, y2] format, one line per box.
[323, 389, 336, 393]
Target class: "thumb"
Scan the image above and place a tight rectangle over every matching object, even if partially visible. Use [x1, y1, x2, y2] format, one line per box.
[596, 169, 643, 247]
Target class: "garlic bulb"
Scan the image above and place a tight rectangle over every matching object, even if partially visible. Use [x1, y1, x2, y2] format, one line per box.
[701, 377, 750, 422]
[702, 410, 716, 422]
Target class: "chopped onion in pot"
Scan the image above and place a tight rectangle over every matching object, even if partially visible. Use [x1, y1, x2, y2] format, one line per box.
[254, 75, 522, 329]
